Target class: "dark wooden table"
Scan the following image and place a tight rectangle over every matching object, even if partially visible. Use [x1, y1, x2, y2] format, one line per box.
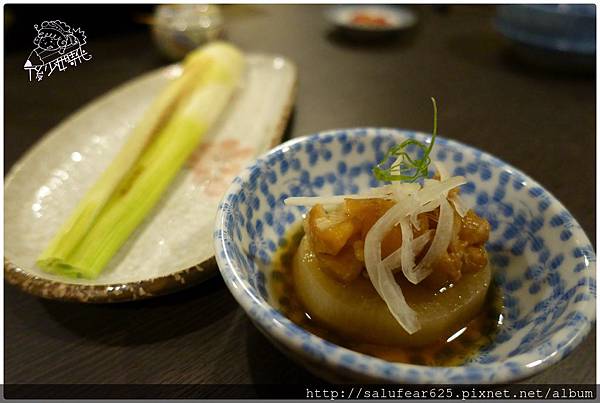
[5, 5, 595, 387]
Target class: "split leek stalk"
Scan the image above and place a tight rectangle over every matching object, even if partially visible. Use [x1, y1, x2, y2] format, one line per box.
[37, 42, 245, 279]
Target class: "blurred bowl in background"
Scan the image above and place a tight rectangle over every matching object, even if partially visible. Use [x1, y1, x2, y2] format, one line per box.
[325, 5, 418, 41]
[495, 5, 595, 71]
[152, 4, 223, 61]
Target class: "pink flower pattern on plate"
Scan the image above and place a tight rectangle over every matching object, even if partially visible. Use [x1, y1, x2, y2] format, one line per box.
[188, 139, 255, 198]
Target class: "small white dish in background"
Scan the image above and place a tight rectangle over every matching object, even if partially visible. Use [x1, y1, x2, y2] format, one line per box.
[4, 54, 297, 303]
[325, 5, 417, 33]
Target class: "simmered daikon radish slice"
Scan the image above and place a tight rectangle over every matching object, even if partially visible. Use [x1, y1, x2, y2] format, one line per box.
[293, 237, 491, 347]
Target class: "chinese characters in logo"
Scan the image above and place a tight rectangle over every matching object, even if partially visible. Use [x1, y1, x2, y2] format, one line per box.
[23, 20, 92, 82]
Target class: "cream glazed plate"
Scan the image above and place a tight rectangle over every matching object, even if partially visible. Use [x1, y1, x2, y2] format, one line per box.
[5, 53, 297, 302]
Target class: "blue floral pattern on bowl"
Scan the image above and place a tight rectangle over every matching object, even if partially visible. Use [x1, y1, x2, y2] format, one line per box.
[214, 128, 595, 383]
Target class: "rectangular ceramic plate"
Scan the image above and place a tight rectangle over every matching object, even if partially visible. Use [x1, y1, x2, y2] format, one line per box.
[5, 53, 297, 302]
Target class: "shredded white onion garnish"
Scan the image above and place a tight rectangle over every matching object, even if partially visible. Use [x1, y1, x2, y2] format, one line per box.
[284, 162, 466, 334]
[284, 177, 464, 207]
[407, 196, 455, 284]
[380, 229, 433, 274]
[412, 230, 434, 256]
[416, 176, 465, 204]
[433, 161, 449, 181]
[409, 198, 441, 230]
[450, 193, 468, 218]
[284, 190, 391, 207]
[365, 203, 421, 334]
[398, 218, 415, 280]
[433, 160, 468, 218]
